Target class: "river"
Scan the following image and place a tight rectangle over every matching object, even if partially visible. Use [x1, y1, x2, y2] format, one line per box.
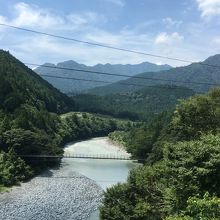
[64, 137, 136, 219]
[0, 137, 137, 220]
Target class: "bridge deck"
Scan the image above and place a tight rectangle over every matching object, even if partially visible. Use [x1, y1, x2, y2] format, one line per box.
[19, 154, 133, 160]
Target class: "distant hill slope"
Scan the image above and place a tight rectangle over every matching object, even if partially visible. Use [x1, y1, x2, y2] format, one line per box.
[88, 54, 220, 95]
[74, 85, 194, 120]
[0, 50, 132, 188]
[34, 60, 171, 93]
[0, 50, 75, 113]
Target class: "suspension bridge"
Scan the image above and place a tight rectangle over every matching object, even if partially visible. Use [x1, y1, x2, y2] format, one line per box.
[19, 153, 133, 160]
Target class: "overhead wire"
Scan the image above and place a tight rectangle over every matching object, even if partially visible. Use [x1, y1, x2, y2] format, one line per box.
[29, 62, 220, 87]
[1, 23, 220, 89]
[2, 21, 220, 183]
[39, 74, 220, 92]
[1, 23, 220, 70]
[0, 23, 191, 63]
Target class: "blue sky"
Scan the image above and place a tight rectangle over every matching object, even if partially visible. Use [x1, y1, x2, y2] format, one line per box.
[0, 0, 220, 66]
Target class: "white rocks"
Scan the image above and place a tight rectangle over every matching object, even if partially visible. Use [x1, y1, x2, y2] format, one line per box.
[0, 167, 103, 220]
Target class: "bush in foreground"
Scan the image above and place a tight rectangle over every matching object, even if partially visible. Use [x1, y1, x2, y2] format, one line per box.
[0, 148, 33, 186]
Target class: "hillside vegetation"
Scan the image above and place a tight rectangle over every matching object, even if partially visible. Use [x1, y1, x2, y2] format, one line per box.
[2, 49, 220, 219]
[35, 60, 171, 93]
[89, 54, 220, 95]
[101, 88, 220, 219]
[0, 50, 75, 113]
[74, 86, 194, 120]
[0, 51, 129, 189]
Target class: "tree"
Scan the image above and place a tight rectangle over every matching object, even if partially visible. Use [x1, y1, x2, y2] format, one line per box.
[170, 89, 220, 140]
[0, 148, 33, 186]
[101, 133, 220, 219]
[166, 193, 220, 219]
[100, 165, 165, 220]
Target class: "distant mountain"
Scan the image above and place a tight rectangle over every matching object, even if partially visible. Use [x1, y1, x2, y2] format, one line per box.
[88, 54, 220, 95]
[34, 60, 172, 93]
[0, 50, 75, 113]
[74, 85, 194, 120]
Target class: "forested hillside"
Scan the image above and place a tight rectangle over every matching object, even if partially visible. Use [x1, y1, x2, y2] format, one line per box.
[89, 54, 220, 95]
[0, 51, 129, 189]
[0, 50, 75, 113]
[102, 88, 220, 219]
[2, 49, 220, 218]
[35, 60, 171, 93]
[74, 86, 194, 120]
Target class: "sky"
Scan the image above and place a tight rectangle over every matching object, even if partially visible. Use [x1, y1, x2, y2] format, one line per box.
[0, 0, 220, 67]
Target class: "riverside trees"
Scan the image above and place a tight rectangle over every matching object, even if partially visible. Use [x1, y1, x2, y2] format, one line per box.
[0, 51, 129, 189]
[100, 88, 220, 219]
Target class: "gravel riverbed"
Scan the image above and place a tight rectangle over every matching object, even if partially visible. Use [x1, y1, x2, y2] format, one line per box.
[0, 161, 103, 220]
[0, 137, 134, 220]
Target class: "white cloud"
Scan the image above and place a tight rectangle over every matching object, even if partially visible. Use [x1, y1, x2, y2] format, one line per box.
[162, 17, 182, 28]
[12, 2, 64, 28]
[212, 37, 220, 44]
[7, 34, 152, 66]
[1, 1, 220, 68]
[104, 0, 125, 7]
[0, 2, 105, 31]
[154, 32, 184, 45]
[0, 15, 7, 23]
[67, 12, 107, 28]
[196, 0, 220, 18]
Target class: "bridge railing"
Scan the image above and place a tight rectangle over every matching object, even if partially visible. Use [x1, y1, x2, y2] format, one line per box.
[19, 153, 132, 160]
[63, 153, 131, 160]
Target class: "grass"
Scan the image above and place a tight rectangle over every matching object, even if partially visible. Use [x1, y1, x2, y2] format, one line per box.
[0, 184, 10, 193]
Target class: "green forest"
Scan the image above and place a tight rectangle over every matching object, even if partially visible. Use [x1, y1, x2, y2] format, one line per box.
[74, 86, 194, 121]
[0, 51, 129, 189]
[1, 50, 220, 219]
[87, 54, 220, 95]
[101, 88, 220, 219]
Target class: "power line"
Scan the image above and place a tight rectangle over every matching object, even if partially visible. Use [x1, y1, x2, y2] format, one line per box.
[0, 23, 191, 63]
[2, 23, 220, 69]
[38, 74, 167, 89]
[39, 74, 145, 87]
[39, 74, 220, 93]
[1, 23, 220, 88]
[33, 63, 220, 87]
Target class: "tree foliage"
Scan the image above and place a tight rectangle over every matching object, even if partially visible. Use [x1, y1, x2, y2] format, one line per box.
[169, 88, 220, 140]
[74, 86, 194, 121]
[101, 88, 220, 219]
[0, 148, 33, 186]
[0, 50, 128, 188]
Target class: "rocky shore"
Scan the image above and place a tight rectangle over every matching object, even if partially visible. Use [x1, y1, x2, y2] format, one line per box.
[0, 161, 103, 220]
[0, 137, 134, 220]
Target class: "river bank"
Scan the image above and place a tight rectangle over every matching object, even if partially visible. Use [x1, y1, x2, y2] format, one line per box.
[0, 165, 103, 220]
[0, 137, 135, 220]
[65, 137, 131, 158]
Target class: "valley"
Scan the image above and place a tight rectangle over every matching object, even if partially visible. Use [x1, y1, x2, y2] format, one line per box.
[0, 50, 220, 220]
[1, 0, 220, 219]
[0, 137, 135, 220]
[88, 55, 220, 95]
[35, 60, 171, 93]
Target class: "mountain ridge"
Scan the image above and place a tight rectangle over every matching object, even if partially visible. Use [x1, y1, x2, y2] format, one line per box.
[88, 54, 220, 95]
[35, 60, 172, 93]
